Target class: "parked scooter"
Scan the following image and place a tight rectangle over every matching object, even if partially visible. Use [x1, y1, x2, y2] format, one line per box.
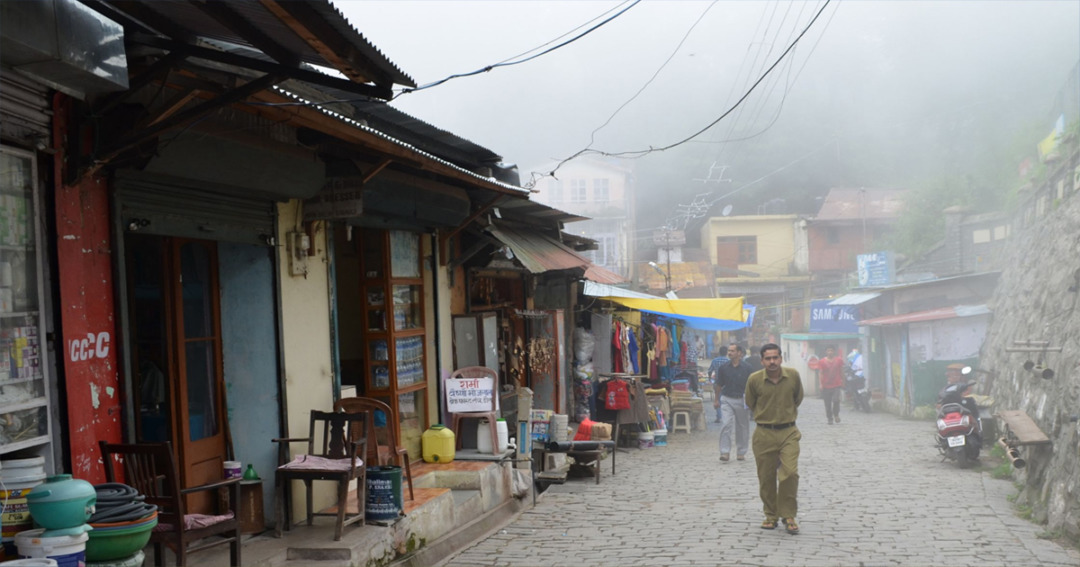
[843, 365, 872, 413]
[934, 367, 982, 467]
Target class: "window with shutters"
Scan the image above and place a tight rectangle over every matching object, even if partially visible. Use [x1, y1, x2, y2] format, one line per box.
[717, 236, 757, 264]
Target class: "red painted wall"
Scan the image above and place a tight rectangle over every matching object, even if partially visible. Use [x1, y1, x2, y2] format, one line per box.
[53, 95, 122, 483]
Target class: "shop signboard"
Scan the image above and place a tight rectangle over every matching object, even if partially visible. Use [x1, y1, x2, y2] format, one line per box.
[303, 177, 363, 221]
[856, 251, 895, 287]
[809, 300, 859, 333]
[445, 376, 499, 413]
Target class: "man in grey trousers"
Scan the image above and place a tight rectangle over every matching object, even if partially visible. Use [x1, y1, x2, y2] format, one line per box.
[716, 344, 752, 461]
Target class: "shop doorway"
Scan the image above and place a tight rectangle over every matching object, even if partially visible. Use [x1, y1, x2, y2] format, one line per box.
[127, 235, 227, 513]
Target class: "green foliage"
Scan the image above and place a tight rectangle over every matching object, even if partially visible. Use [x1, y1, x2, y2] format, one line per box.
[991, 462, 1013, 480]
[878, 176, 975, 259]
[1016, 502, 1034, 520]
[990, 444, 1006, 459]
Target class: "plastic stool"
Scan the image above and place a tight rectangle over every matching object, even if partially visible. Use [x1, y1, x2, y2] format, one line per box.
[672, 411, 692, 434]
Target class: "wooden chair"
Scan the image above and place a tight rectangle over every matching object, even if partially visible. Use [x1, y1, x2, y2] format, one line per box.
[333, 397, 414, 501]
[272, 410, 368, 541]
[98, 441, 241, 567]
[445, 366, 500, 454]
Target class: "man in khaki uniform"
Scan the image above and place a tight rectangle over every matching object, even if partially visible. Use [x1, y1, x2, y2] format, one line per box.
[745, 343, 804, 534]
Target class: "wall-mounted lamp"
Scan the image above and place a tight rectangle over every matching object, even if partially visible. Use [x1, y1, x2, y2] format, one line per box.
[127, 218, 150, 232]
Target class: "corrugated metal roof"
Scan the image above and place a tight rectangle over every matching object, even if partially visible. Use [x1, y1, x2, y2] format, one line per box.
[827, 292, 881, 306]
[583, 281, 659, 299]
[584, 264, 627, 285]
[486, 225, 589, 275]
[499, 198, 589, 225]
[858, 304, 990, 326]
[274, 87, 529, 196]
[97, 0, 414, 88]
[815, 188, 907, 221]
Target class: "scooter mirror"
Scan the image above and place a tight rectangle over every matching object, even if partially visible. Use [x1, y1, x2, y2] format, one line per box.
[961, 366, 973, 375]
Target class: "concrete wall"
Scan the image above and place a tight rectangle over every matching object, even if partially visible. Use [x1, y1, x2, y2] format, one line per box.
[276, 201, 336, 515]
[701, 215, 799, 278]
[978, 192, 1080, 540]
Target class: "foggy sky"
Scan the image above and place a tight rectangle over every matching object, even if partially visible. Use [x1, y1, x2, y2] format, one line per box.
[340, 1, 1079, 208]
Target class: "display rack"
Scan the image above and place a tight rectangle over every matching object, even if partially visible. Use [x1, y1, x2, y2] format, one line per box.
[359, 229, 428, 457]
[0, 146, 51, 456]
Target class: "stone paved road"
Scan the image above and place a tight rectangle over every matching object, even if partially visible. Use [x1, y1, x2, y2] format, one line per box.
[443, 397, 1080, 567]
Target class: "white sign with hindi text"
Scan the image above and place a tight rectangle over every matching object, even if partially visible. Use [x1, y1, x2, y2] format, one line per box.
[445, 377, 499, 413]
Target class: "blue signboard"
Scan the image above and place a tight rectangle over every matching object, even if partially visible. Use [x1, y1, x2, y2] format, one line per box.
[809, 300, 859, 333]
[857, 251, 895, 287]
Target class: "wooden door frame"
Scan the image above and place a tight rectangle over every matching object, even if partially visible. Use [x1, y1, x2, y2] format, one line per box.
[167, 238, 227, 505]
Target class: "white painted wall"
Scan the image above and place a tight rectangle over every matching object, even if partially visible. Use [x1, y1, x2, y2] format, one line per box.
[276, 200, 336, 516]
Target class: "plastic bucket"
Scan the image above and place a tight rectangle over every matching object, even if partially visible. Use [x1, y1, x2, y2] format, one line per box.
[654, 429, 668, 446]
[15, 528, 88, 567]
[2, 457, 48, 556]
[86, 549, 143, 567]
[638, 431, 654, 449]
[1, 559, 58, 566]
[365, 466, 402, 522]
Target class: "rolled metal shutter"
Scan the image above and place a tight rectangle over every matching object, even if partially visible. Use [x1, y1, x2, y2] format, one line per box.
[0, 69, 51, 145]
[114, 171, 274, 246]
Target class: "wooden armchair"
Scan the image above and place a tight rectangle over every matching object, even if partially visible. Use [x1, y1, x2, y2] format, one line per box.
[333, 397, 413, 501]
[99, 441, 241, 567]
[272, 410, 368, 541]
[446, 366, 500, 454]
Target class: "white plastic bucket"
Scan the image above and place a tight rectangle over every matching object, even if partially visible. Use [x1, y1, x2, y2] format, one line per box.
[2, 559, 59, 566]
[15, 528, 88, 567]
[1, 457, 48, 555]
[223, 461, 242, 480]
[495, 419, 509, 452]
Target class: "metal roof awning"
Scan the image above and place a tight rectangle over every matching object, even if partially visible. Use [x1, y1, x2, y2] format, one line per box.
[583, 264, 626, 285]
[858, 304, 990, 326]
[486, 225, 589, 275]
[781, 333, 862, 341]
[91, 0, 414, 96]
[827, 292, 881, 306]
[582, 281, 657, 299]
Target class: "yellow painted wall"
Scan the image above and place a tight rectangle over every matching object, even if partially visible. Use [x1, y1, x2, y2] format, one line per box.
[276, 200, 336, 517]
[701, 215, 798, 278]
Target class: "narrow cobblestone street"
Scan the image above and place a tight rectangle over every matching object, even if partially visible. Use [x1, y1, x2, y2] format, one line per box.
[444, 398, 1080, 567]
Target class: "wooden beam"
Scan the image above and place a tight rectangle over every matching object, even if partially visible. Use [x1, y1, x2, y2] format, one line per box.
[259, 0, 393, 87]
[359, 159, 392, 184]
[129, 34, 392, 100]
[246, 89, 529, 198]
[88, 73, 284, 177]
[440, 194, 504, 266]
[140, 89, 201, 128]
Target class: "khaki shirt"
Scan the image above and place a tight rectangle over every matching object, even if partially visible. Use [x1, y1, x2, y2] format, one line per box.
[745, 367, 804, 425]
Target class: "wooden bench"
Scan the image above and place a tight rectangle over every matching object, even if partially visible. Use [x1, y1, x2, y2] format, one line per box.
[995, 410, 1051, 446]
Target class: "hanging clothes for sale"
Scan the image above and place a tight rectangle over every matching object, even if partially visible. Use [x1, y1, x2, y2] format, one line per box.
[603, 377, 631, 410]
[612, 320, 623, 373]
[628, 329, 640, 374]
[620, 324, 632, 374]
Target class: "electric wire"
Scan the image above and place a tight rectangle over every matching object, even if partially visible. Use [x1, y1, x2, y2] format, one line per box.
[393, 0, 642, 100]
[585, 1, 720, 148]
[542, 0, 832, 181]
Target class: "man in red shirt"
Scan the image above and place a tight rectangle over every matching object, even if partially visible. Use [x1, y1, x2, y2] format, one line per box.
[818, 347, 845, 425]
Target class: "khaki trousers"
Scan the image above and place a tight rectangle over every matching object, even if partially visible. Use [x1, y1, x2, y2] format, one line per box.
[752, 425, 801, 520]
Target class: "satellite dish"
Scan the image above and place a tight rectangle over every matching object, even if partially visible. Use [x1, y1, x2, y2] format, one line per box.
[721, 204, 733, 217]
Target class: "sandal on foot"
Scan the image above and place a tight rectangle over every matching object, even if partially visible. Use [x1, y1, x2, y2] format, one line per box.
[760, 519, 778, 530]
[783, 518, 800, 534]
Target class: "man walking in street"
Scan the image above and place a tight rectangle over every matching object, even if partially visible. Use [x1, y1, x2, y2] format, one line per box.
[818, 346, 844, 425]
[745, 343, 804, 535]
[708, 350, 730, 423]
[716, 344, 752, 462]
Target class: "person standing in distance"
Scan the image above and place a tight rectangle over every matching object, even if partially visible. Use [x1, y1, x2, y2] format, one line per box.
[745, 343, 804, 534]
[708, 350, 730, 423]
[716, 344, 752, 462]
[818, 346, 845, 425]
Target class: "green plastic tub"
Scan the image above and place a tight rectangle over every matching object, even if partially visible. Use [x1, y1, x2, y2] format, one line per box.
[85, 517, 157, 562]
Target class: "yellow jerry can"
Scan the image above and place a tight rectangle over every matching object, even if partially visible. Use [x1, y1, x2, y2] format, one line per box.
[422, 424, 455, 464]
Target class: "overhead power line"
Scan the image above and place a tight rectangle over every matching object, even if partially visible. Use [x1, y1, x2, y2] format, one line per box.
[540, 0, 833, 183]
[394, 0, 642, 99]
